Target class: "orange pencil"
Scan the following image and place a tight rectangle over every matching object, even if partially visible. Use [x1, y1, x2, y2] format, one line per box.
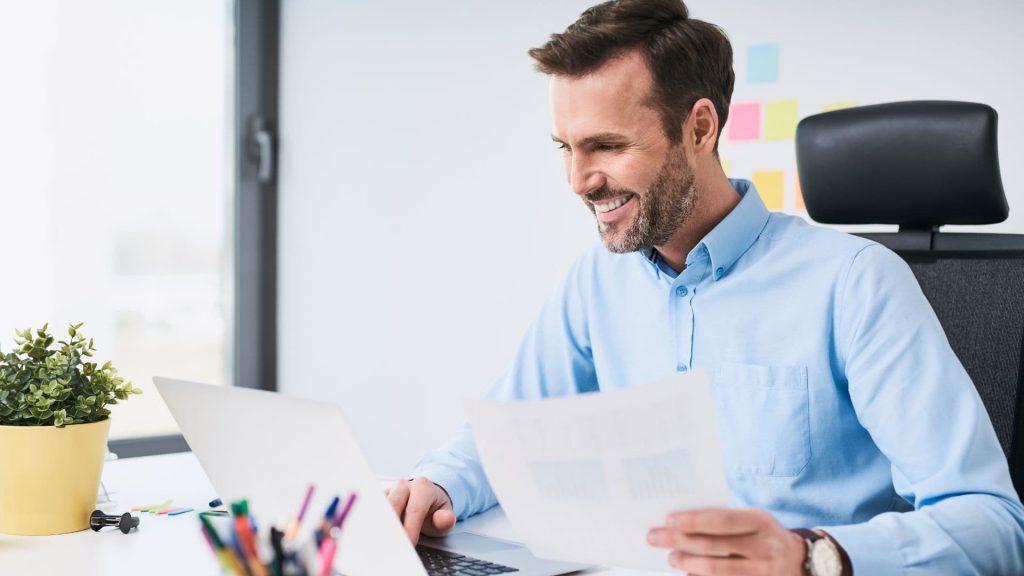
[286, 484, 316, 541]
[231, 501, 267, 576]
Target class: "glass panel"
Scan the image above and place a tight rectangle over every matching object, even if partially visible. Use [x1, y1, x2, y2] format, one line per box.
[0, 0, 234, 439]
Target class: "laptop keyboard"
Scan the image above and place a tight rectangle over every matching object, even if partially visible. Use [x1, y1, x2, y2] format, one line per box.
[417, 545, 519, 575]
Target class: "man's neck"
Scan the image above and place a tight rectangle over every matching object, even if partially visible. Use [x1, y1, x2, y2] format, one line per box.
[654, 175, 741, 274]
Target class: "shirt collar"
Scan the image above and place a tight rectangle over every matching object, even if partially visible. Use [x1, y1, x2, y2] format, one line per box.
[643, 178, 770, 281]
[699, 178, 771, 280]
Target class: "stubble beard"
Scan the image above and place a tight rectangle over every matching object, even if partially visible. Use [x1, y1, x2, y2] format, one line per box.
[588, 149, 698, 254]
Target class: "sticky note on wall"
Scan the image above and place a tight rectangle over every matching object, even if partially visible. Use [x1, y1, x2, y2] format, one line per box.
[747, 44, 780, 84]
[728, 102, 761, 141]
[764, 99, 799, 141]
[795, 172, 805, 210]
[720, 158, 733, 177]
[752, 170, 784, 211]
[821, 101, 857, 113]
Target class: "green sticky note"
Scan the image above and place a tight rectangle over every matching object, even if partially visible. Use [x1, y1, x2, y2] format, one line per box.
[764, 99, 799, 141]
[142, 499, 173, 513]
[752, 170, 785, 211]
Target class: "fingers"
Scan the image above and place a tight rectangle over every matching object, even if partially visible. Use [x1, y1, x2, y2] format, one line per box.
[668, 550, 758, 576]
[648, 528, 767, 558]
[388, 477, 456, 544]
[650, 508, 801, 575]
[423, 508, 457, 537]
[386, 480, 410, 520]
[663, 508, 771, 536]
[400, 477, 439, 546]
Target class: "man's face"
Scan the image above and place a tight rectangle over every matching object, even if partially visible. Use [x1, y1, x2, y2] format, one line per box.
[550, 51, 697, 253]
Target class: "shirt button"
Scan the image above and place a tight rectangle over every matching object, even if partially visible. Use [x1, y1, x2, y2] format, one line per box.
[677, 363, 689, 372]
[715, 267, 724, 279]
[675, 286, 688, 297]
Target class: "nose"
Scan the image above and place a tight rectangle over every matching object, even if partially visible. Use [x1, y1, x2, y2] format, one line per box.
[567, 153, 604, 197]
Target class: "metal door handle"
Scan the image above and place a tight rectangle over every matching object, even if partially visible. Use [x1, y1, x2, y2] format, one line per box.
[254, 129, 273, 183]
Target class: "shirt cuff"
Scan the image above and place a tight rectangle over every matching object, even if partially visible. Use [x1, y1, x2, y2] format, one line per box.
[408, 463, 471, 521]
[818, 522, 904, 576]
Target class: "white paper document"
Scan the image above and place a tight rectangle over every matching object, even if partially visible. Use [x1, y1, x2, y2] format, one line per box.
[466, 370, 728, 572]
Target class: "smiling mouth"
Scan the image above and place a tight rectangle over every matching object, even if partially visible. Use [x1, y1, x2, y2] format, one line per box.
[593, 195, 633, 214]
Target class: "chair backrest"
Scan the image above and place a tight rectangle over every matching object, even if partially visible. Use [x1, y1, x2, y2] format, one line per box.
[796, 101, 1024, 499]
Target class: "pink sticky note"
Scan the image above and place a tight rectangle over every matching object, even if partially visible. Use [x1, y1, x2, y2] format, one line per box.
[728, 102, 761, 141]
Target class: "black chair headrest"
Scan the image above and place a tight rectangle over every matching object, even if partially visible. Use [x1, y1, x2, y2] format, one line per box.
[795, 101, 1008, 228]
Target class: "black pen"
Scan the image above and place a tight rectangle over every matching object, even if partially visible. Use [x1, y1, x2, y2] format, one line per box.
[270, 526, 285, 576]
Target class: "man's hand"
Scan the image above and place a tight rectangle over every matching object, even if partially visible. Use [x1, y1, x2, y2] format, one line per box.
[386, 476, 457, 545]
[646, 508, 806, 575]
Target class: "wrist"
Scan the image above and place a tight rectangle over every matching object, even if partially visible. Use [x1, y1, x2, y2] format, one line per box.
[790, 528, 810, 575]
[432, 481, 454, 509]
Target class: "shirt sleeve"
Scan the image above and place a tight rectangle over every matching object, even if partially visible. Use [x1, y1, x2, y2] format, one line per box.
[408, 252, 597, 520]
[822, 244, 1024, 574]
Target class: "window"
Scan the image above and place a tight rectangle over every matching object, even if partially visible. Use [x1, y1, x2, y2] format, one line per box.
[0, 0, 276, 451]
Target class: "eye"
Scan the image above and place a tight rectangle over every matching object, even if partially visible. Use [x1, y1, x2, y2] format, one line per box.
[594, 142, 623, 152]
[556, 142, 572, 154]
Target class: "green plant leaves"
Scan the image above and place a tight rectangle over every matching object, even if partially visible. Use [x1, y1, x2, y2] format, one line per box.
[0, 323, 140, 427]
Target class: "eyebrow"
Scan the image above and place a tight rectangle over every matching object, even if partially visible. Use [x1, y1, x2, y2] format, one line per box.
[551, 132, 630, 148]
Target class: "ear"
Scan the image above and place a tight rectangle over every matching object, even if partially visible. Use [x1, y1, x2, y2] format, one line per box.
[688, 98, 720, 154]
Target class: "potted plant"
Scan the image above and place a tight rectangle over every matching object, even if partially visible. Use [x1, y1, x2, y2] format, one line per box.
[0, 323, 141, 535]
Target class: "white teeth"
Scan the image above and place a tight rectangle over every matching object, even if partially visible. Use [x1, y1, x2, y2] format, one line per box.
[595, 196, 629, 213]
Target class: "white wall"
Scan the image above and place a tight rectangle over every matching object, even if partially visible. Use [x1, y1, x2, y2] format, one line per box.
[279, 0, 1024, 476]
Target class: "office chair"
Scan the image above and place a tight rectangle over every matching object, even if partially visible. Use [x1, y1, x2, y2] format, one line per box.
[796, 100, 1024, 500]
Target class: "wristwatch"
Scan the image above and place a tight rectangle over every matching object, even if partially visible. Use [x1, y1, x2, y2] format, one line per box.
[792, 528, 851, 576]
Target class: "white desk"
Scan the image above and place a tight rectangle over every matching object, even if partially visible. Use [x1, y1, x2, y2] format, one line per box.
[0, 453, 663, 576]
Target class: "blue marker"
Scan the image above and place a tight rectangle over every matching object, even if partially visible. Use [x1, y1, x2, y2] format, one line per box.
[314, 496, 341, 546]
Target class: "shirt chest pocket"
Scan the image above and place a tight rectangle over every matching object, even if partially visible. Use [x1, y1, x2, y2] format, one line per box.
[710, 363, 810, 477]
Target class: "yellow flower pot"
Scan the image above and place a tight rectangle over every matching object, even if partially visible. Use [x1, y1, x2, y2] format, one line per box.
[0, 418, 110, 535]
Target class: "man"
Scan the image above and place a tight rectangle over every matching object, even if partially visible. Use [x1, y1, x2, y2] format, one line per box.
[387, 0, 1024, 573]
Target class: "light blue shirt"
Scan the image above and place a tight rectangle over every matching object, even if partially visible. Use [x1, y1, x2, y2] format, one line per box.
[411, 179, 1024, 574]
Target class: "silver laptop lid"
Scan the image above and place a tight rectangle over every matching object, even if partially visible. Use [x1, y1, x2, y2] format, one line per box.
[154, 376, 427, 576]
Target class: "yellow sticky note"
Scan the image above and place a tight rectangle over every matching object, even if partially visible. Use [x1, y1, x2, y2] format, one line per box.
[752, 170, 784, 211]
[821, 101, 857, 113]
[764, 99, 799, 141]
[720, 158, 733, 177]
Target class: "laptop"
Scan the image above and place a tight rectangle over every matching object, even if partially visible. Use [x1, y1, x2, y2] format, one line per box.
[154, 376, 590, 576]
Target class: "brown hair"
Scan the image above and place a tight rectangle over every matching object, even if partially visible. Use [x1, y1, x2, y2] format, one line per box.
[528, 0, 734, 148]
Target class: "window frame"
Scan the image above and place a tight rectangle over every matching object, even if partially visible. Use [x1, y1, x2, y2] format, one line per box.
[111, 0, 280, 458]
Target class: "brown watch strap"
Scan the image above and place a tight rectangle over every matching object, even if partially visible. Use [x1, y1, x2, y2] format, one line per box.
[793, 528, 824, 542]
[792, 528, 853, 576]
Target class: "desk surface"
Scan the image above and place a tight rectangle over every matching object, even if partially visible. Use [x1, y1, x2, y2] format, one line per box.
[0, 453, 663, 576]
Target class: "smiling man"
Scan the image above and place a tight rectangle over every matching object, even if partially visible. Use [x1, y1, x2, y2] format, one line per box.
[388, 1, 1024, 574]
